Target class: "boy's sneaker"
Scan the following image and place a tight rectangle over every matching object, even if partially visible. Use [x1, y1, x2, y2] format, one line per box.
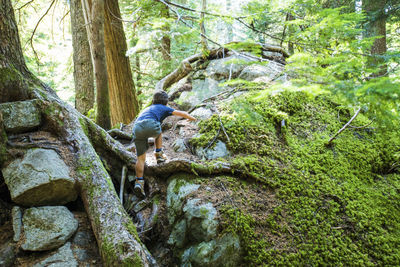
[155, 151, 168, 164]
[134, 178, 145, 198]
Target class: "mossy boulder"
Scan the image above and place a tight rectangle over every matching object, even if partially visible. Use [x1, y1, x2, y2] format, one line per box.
[194, 89, 400, 266]
[0, 100, 41, 133]
[166, 173, 200, 224]
[21, 206, 78, 251]
[2, 148, 77, 206]
[181, 233, 241, 267]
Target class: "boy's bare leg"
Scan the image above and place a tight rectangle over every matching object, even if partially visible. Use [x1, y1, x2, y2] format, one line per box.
[155, 133, 162, 150]
[154, 133, 167, 163]
[135, 153, 146, 178]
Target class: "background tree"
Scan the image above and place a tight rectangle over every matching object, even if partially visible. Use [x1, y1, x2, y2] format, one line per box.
[363, 0, 388, 77]
[82, 0, 111, 129]
[104, 0, 139, 126]
[70, 0, 95, 116]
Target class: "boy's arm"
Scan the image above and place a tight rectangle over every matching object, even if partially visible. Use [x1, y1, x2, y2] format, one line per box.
[172, 110, 196, 121]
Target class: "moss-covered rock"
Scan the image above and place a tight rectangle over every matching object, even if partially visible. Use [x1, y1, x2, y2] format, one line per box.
[194, 89, 400, 266]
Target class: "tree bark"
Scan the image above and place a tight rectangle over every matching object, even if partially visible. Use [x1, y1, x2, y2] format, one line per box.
[70, 0, 95, 115]
[0, 0, 156, 264]
[160, 4, 171, 75]
[200, 0, 208, 53]
[85, 0, 111, 129]
[0, 0, 30, 103]
[363, 0, 387, 77]
[104, 0, 139, 126]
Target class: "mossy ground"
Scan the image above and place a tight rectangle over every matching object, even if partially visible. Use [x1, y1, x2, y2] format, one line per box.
[192, 89, 400, 265]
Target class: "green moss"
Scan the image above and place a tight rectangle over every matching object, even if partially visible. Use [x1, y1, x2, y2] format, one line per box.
[101, 237, 143, 267]
[201, 89, 400, 265]
[79, 117, 89, 137]
[0, 66, 22, 86]
[123, 220, 141, 243]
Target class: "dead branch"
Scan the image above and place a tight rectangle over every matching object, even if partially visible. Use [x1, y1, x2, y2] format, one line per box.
[348, 120, 374, 129]
[119, 165, 127, 204]
[327, 107, 361, 146]
[107, 128, 133, 140]
[156, 47, 228, 91]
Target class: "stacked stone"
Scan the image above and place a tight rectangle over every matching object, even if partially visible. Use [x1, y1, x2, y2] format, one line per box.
[0, 100, 79, 266]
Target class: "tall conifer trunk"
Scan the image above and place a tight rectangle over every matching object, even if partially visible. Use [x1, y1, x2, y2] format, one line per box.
[70, 0, 95, 115]
[0, 0, 30, 102]
[363, 0, 387, 77]
[104, 0, 138, 126]
[82, 0, 111, 129]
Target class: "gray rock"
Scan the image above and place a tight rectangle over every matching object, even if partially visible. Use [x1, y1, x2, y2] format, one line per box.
[166, 175, 200, 224]
[173, 138, 187, 152]
[263, 50, 285, 59]
[72, 231, 94, 247]
[133, 199, 149, 213]
[0, 241, 16, 267]
[2, 148, 77, 206]
[191, 107, 213, 121]
[21, 206, 78, 251]
[168, 77, 189, 97]
[177, 78, 224, 110]
[206, 54, 253, 80]
[12, 206, 22, 242]
[73, 247, 90, 261]
[167, 219, 187, 248]
[0, 100, 41, 133]
[238, 61, 284, 82]
[196, 140, 230, 160]
[33, 242, 78, 267]
[182, 233, 241, 267]
[183, 199, 218, 242]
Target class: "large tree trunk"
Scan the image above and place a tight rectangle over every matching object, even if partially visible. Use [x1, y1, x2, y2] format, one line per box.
[0, 0, 30, 103]
[104, 0, 139, 126]
[160, 4, 171, 75]
[82, 0, 111, 129]
[363, 0, 387, 77]
[0, 0, 156, 265]
[70, 0, 95, 115]
[200, 0, 208, 52]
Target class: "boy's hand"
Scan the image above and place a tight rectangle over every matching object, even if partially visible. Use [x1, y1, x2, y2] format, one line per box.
[172, 110, 197, 121]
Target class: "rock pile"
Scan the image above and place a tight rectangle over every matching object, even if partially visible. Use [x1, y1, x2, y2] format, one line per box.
[0, 100, 98, 267]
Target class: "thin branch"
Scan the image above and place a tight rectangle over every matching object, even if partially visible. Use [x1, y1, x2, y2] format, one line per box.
[29, 0, 57, 62]
[327, 107, 361, 145]
[119, 165, 128, 204]
[155, 0, 242, 19]
[348, 120, 374, 129]
[15, 0, 34, 11]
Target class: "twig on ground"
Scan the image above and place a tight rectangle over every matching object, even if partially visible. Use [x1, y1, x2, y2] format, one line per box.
[327, 107, 361, 146]
[215, 107, 230, 143]
[348, 120, 374, 129]
[204, 127, 221, 150]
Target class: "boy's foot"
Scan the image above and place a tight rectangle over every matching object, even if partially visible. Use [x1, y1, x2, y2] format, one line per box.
[134, 178, 145, 198]
[155, 151, 168, 164]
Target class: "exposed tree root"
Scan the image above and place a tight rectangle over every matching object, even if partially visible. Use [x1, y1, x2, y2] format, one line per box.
[33, 98, 157, 266]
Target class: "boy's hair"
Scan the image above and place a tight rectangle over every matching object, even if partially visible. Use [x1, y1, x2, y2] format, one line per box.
[152, 91, 169, 105]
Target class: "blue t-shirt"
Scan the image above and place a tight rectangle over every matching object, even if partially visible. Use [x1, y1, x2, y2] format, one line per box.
[136, 104, 175, 123]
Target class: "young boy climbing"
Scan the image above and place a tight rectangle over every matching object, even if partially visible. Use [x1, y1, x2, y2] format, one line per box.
[132, 91, 196, 198]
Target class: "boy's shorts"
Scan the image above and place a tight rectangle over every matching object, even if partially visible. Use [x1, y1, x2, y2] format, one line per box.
[132, 119, 161, 156]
